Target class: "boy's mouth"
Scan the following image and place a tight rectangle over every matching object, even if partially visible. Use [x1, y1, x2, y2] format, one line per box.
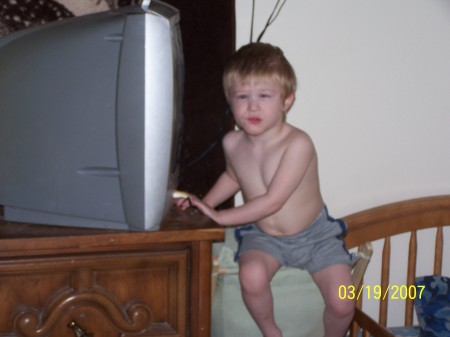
[247, 117, 262, 124]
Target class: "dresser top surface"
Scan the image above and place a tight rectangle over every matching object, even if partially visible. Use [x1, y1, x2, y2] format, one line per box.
[0, 206, 224, 255]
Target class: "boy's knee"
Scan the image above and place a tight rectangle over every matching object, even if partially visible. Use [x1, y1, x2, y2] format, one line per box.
[239, 262, 269, 293]
[327, 297, 355, 319]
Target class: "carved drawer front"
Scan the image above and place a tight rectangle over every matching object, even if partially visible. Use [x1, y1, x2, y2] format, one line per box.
[0, 249, 188, 337]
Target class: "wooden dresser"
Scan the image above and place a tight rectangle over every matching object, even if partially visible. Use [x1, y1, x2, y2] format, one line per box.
[0, 206, 224, 337]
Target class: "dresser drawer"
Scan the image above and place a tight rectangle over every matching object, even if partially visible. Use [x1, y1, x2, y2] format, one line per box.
[0, 248, 188, 337]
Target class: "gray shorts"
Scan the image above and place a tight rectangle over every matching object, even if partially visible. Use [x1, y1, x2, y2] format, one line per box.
[234, 206, 354, 274]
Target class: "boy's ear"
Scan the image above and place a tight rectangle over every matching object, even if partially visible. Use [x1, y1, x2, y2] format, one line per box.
[283, 92, 296, 112]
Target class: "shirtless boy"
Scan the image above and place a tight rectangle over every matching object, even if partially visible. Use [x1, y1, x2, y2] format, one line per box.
[176, 43, 355, 337]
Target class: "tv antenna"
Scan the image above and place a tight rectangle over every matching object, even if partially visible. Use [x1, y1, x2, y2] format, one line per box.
[250, 0, 288, 43]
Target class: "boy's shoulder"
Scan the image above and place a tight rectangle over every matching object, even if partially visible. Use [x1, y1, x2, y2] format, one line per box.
[222, 129, 243, 148]
[285, 125, 314, 146]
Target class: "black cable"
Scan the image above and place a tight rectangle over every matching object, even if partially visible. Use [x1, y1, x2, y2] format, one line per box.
[250, 0, 256, 43]
[256, 0, 288, 42]
[185, 107, 231, 169]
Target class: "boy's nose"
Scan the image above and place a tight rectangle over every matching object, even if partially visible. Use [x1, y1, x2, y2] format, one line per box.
[248, 98, 259, 111]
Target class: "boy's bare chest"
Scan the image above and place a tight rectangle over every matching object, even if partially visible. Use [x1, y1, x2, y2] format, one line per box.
[229, 146, 284, 191]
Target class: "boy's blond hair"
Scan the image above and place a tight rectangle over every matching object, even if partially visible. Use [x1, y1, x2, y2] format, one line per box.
[223, 43, 297, 102]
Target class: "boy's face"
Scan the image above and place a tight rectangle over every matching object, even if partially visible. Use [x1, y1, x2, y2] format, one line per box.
[228, 76, 295, 137]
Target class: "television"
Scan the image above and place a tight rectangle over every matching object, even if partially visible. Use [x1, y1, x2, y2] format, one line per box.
[0, 1, 184, 231]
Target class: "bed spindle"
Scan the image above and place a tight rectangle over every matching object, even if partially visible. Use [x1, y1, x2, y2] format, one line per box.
[380, 236, 391, 327]
[434, 226, 443, 275]
[405, 230, 417, 326]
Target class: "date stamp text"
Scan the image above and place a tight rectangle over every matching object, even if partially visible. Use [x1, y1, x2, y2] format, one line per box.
[338, 284, 425, 301]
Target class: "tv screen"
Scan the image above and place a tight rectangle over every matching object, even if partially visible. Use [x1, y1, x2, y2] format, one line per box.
[0, 1, 184, 231]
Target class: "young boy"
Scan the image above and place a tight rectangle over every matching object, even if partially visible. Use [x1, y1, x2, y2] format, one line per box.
[176, 43, 355, 337]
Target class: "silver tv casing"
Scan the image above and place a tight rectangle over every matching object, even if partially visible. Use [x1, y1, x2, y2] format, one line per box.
[0, 1, 183, 231]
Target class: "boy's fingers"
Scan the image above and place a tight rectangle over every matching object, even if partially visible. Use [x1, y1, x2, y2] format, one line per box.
[172, 190, 194, 210]
[181, 197, 192, 209]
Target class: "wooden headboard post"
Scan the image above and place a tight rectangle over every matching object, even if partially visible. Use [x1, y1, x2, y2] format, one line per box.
[344, 195, 450, 247]
[344, 195, 450, 335]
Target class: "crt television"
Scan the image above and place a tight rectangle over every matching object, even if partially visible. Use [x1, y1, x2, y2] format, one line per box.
[0, 1, 184, 231]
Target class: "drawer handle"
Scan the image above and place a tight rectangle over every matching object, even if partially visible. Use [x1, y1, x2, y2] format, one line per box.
[67, 321, 93, 337]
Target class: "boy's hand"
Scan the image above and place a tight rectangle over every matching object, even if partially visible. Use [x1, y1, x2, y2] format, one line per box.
[172, 190, 192, 210]
[173, 190, 220, 223]
[188, 196, 219, 222]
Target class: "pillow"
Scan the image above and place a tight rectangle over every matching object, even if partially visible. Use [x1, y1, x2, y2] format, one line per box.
[414, 275, 450, 337]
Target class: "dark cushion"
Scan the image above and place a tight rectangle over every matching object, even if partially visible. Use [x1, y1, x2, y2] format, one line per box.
[414, 275, 450, 337]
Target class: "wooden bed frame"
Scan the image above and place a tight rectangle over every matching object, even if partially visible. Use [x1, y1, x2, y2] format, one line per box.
[343, 195, 450, 337]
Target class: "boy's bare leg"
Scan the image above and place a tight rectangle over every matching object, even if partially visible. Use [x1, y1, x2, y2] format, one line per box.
[312, 264, 355, 337]
[238, 250, 282, 337]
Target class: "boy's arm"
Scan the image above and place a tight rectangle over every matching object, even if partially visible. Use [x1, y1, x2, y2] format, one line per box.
[175, 133, 240, 210]
[202, 133, 241, 207]
[191, 135, 315, 226]
[202, 169, 241, 208]
[174, 169, 239, 211]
